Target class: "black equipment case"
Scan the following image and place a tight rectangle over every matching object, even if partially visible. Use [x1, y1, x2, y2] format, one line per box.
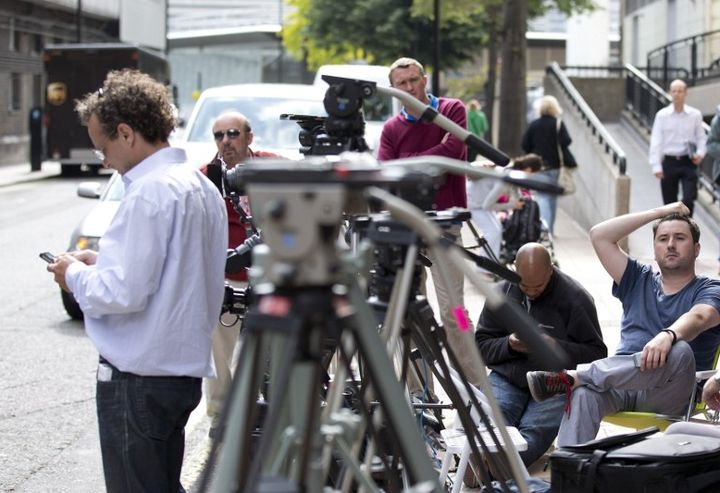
[550, 427, 720, 493]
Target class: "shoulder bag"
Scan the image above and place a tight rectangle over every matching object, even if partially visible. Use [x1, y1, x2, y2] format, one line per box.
[556, 118, 576, 195]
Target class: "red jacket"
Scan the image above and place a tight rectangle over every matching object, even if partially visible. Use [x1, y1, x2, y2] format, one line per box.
[200, 149, 278, 281]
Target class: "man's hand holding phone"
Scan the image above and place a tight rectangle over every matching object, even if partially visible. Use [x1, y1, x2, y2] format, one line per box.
[39, 251, 57, 263]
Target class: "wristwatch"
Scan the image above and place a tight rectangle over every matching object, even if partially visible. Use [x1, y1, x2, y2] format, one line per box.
[713, 372, 720, 384]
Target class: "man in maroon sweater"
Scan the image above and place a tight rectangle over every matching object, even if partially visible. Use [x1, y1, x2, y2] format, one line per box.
[377, 57, 481, 389]
[200, 111, 277, 437]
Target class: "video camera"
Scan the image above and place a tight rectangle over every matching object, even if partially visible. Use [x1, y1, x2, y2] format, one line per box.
[280, 74, 376, 156]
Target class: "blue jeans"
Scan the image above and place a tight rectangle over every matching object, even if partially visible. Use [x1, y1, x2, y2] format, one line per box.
[96, 359, 202, 493]
[535, 169, 560, 234]
[489, 371, 565, 466]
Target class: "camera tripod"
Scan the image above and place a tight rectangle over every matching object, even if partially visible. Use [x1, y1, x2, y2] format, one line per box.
[199, 174, 447, 492]
[357, 208, 534, 492]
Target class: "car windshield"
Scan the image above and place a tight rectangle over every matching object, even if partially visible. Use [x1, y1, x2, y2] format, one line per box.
[187, 96, 327, 151]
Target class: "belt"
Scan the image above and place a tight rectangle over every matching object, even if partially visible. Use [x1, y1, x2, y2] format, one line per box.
[663, 154, 690, 161]
[97, 356, 200, 382]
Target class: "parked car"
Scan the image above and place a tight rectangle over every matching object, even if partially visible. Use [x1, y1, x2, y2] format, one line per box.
[60, 83, 328, 319]
[61, 173, 124, 319]
[181, 83, 328, 165]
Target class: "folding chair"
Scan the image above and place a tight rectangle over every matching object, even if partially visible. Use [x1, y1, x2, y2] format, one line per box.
[603, 346, 720, 431]
[437, 365, 529, 493]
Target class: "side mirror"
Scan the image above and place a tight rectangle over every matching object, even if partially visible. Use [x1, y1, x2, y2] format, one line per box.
[76, 181, 102, 199]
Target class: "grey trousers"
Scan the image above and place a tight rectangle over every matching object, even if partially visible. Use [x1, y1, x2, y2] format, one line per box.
[427, 223, 483, 387]
[556, 341, 696, 446]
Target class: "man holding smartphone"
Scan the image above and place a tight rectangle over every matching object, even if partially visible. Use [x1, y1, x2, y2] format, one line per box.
[46, 69, 227, 493]
[475, 242, 606, 467]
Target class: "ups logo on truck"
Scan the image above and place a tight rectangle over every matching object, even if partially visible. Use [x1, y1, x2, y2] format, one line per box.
[47, 82, 67, 106]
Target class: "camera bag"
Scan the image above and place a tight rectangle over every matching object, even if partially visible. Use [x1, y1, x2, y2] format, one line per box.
[549, 427, 720, 493]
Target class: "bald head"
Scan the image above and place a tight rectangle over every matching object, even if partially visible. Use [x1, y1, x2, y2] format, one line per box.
[515, 243, 553, 299]
[669, 79, 688, 110]
[212, 111, 253, 167]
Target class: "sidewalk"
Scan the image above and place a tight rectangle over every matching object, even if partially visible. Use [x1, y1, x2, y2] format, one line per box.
[0, 161, 62, 188]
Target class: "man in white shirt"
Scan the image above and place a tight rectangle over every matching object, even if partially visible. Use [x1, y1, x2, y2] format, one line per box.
[648, 79, 707, 215]
[47, 69, 227, 493]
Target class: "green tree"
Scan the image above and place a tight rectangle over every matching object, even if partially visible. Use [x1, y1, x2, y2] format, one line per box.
[283, 0, 486, 71]
[283, 0, 595, 155]
[498, 0, 594, 155]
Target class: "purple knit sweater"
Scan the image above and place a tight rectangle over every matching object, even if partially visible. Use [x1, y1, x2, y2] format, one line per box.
[377, 97, 467, 210]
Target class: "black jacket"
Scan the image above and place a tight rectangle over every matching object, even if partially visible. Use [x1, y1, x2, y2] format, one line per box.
[475, 268, 606, 389]
[521, 115, 575, 170]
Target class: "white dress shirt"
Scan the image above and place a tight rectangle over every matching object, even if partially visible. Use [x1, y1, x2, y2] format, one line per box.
[649, 103, 707, 173]
[66, 147, 228, 377]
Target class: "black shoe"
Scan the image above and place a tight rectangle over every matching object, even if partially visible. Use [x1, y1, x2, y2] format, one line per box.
[526, 370, 574, 402]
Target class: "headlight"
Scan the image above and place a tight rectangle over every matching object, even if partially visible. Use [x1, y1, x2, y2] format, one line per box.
[74, 236, 100, 251]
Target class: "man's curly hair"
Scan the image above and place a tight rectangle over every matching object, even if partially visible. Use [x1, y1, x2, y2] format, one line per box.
[75, 69, 176, 143]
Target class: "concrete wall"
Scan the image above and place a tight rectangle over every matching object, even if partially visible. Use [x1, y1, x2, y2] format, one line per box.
[568, 77, 625, 122]
[544, 75, 631, 243]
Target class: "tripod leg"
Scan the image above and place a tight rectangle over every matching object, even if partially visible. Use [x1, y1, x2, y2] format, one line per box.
[204, 327, 269, 492]
[345, 276, 441, 490]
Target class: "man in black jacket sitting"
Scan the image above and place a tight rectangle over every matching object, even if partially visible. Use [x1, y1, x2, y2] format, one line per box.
[475, 242, 607, 467]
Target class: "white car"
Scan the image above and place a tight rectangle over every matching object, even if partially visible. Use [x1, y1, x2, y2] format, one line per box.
[181, 83, 328, 165]
[60, 83, 329, 319]
[62, 173, 124, 319]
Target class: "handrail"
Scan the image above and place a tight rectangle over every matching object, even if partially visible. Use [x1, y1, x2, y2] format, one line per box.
[624, 63, 670, 129]
[546, 62, 627, 175]
[646, 29, 720, 86]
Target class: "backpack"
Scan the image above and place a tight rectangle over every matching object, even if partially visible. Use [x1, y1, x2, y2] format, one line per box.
[502, 198, 542, 262]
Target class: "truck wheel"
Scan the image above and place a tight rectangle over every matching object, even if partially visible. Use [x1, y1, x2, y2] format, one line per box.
[61, 164, 82, 177]
[61, 289, 84, 320]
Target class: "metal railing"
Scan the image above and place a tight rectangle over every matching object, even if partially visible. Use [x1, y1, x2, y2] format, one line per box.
[624, 64, 670, 129]
[647, 29, 720, 87]
[546, 62, 627, 175]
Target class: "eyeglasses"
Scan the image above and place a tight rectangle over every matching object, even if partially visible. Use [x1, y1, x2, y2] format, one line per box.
[93, 149, 105, 161]
[213, 128, 242, 141]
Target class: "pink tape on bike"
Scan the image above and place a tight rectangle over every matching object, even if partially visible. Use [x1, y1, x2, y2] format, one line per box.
[452, 306, 471, 332]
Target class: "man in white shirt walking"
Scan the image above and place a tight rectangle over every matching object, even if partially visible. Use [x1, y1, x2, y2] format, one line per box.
[47, 69, 227, 493]
[649, 79, 707, 215]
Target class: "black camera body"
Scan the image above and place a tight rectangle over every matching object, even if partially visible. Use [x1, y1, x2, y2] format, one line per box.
[280, 75, 376, 157]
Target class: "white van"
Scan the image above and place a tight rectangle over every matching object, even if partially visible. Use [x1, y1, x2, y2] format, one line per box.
[313, 64, 402, 153]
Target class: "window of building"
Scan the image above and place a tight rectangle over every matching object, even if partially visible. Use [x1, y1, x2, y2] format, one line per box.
[10, 73, 22, 111]
[8, 18, 16, 51]
[33, 34, 43, 54]
[16, 32, 24, 53]
[33, 74, 42, 107]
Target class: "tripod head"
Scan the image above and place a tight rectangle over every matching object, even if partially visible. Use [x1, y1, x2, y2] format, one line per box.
[225, 157, 438, 288]
[281, 75, 377, 156]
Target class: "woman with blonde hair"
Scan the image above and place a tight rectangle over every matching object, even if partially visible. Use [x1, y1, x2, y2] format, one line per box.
[521, 95, 577, 234]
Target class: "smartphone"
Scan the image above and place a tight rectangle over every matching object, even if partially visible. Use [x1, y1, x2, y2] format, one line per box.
[632, 352, 643, 368]
[39, 251, 57, 263]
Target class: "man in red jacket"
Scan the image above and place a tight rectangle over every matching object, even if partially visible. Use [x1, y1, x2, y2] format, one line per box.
[200, 111, 277, 438]
[377, 57, 481, 391]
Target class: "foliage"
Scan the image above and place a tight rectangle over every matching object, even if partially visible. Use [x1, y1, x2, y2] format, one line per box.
[284, 0, 598, 72]
[445, 73, 486, 103]
[283, 0, 486, 71]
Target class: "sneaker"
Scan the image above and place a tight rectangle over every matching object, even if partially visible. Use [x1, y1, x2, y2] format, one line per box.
[526, 370, 574, 402]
